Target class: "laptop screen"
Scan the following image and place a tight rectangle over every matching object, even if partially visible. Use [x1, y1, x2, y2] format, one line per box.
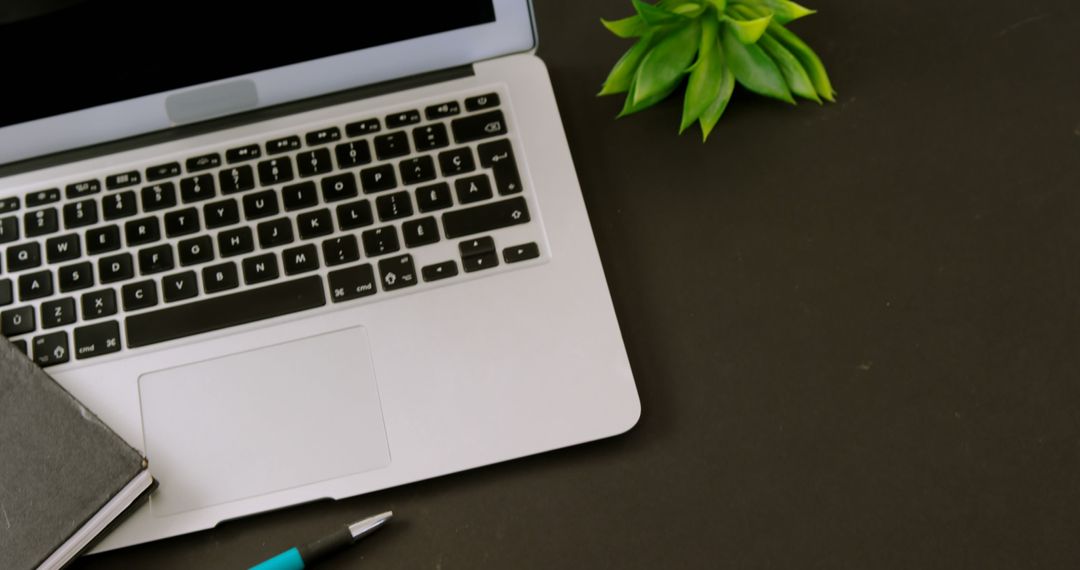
[0, 0, 496, 129]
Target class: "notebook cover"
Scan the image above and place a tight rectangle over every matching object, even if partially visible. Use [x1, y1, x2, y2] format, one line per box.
[0, 337, 148, 569]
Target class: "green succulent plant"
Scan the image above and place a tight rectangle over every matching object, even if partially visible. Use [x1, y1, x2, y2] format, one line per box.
[599, 0, 836, 140]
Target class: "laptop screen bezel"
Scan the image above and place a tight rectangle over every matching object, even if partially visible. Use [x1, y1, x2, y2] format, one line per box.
[0, 0, 535, 168]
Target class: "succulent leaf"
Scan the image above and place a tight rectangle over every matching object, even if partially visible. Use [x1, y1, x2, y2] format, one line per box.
[602, 15, 649, 38]
[721, 24, 794, 103]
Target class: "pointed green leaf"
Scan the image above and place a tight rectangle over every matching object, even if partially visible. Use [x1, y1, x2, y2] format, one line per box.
[705, 0, 728, 11]
[599, 35, 654, 96]
[620, 21, 701, 116]
[767, 23, 835, 101]
[602, 15, 648, 38]
[681, 16, 723, 132]
[733, 0, 815, 24]
[721, 24, 794, 103]
[700, 62, 735, 140]
[758, 32, 819, 103]
[725, 12, 772, 44]
[632, 0, 683, 25]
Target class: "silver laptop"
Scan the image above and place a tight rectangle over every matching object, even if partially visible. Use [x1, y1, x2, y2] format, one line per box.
[0, 0, 639, 551]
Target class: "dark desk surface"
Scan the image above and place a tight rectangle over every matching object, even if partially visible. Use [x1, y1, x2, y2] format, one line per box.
[77, 1, 1080, 568]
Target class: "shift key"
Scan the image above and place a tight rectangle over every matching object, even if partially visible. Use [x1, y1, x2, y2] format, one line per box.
[442, 197, 530, 239]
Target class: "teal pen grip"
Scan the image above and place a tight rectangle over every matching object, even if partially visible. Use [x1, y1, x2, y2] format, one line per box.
[250, 547, 305, 570]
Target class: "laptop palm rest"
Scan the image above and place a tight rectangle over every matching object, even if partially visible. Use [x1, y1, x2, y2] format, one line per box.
[138, 326, 390, 517]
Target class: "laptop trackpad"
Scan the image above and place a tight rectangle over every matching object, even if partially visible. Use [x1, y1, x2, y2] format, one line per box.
[138, 326, 390, 517]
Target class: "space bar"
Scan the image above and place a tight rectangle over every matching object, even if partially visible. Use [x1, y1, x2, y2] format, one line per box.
[126, 276, 327, 348]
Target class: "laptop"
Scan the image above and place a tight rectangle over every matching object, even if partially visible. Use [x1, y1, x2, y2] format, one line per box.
[0, 0, 639, 552]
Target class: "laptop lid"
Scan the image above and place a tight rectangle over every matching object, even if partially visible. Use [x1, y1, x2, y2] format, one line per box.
[0, 0, 535, 167]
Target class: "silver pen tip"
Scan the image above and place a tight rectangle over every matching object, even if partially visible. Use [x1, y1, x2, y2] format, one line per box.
[348, 511, 393, 540]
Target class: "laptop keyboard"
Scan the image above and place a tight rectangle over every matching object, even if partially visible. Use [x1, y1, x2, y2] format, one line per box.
[0, 90, 544, 366]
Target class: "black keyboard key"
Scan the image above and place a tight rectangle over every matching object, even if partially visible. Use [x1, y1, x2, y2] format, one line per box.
[425, 101, 461, 119]
[74, 320, 122, 360]
[345, 118, 381, 137]
[386, 110, 421, 128]
[2, 306, 35, 335]
[504, 242, 541, 263]
[454, 174, 494, 204]
[328, 264, 377, 302]
[103, 190, 138, 220]
[443, 197, 530, 239]
[99, 253, 134, 284]
[242, 253, 280, 285]
[413, 123, 449, 151]
[81, 289, 117, 319]
[0, 197, 18, 214]
[142, 182, 177, 212]
[7, 242, 41, 272]
[459, 236, 495, 258]
[282, 181, 319, 211]
[336, 200, 374, 230]
[123, 280, 158, 311]
[46, 234, 81, 263]
[86, 226, 121, 255]
[125, 217, 161, 246]
[162, 271, 199, 303]
[362, 226, 400, 257]
[373, 132, 410, 160]
[202, 262, 239, 294]
[258, 157, 295, 186]
[0, 279, 11, 306]
[360, 164, 397, 193]
[204, 199, 241, 229]
[19, 270, 52, 301]
[322, 236, 360, 267]
[375, 191, 413, 222]
[105, 171, 141, 190]
[298, 209, 334, 240]
[415, 182, 454, 213]
[378, 254, 417, 291]
[321, 173, 359, 203]
[63, 199, 98, 229]
[439, 147, 476, 177]
[399, 156, 437, 185]
[58, 261, 94, 292]
[220, 165, 256, 194]
[127, 275, 325, 348]
[258, 218, 294, 248]
[25, 208, 59, 237]
[296, 148, 333, 178]
[267, 136, 302, 155]
[164, 208, 201, 237]
[306, 127, 341, 146]
[462, 251, 498, 272]
[335, 140, 372, 168]
[478, 139, 524, 195]
[403, 217, 440, 248]
[465, 93, 500, 111]
[421, 260, 459, 282]
[26, 189, 61, 207]
[218, 227, 255, 257]
[11, 339, 27, 354]
[283, 244, 319, 275]
[41, 297, 77, 328]
[226, 144, 262, 163]
[180, 174, 216, 203]
[243, 190, 280, 220]
[139, 244, 175, 274]
[146, 162, 181, 181]
[186, 153, 221, 172]
[178, 236, 213, 266]
[451, 110, 507, 143]
[33, 331, 69, 367]
[0, 216, 17, 244]
[65, 179, 101, 199]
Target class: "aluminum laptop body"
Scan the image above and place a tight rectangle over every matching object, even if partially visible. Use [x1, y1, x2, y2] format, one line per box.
[0, 0, 639, 550]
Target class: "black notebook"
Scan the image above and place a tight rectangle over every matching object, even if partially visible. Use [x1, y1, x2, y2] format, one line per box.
[0, 337, 155, 570]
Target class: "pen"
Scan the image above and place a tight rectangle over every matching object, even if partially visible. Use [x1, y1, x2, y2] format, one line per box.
[250, 511, 393, 570]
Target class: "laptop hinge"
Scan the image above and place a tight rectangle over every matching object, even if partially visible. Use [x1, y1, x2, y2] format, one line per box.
[0, 65, 475, 179]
